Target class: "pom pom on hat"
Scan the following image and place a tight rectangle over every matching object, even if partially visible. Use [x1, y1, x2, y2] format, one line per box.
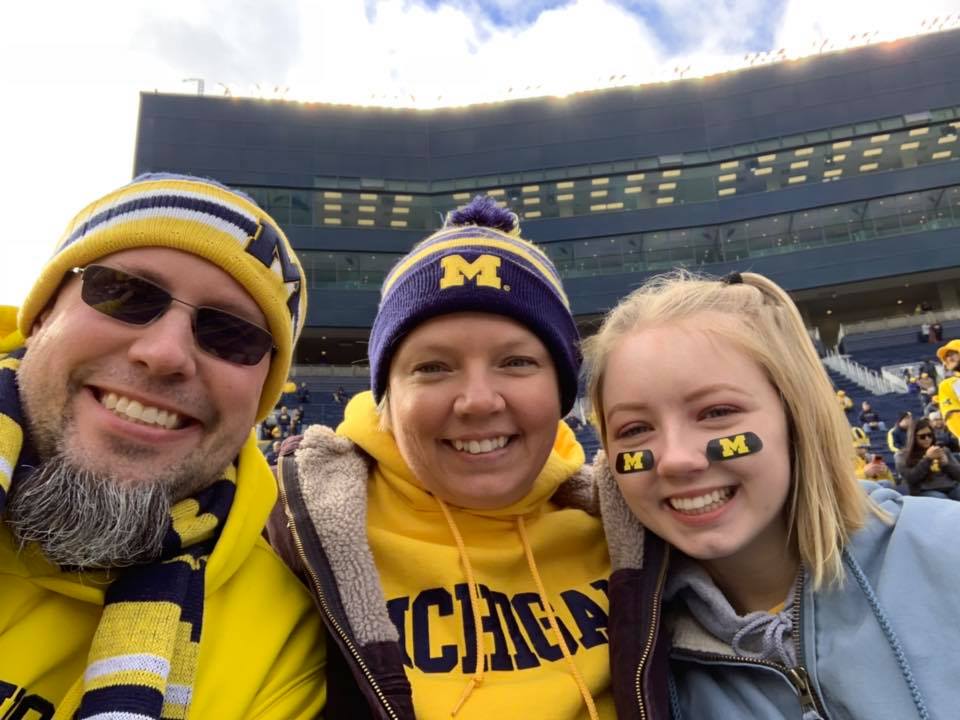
[368, 195, 580, 415]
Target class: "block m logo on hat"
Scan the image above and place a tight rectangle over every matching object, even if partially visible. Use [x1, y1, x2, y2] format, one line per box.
[439, 254, 503, 290]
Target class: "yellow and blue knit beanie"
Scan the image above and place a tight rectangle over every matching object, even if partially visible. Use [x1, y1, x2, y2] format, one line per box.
[368, 195, 581, 414]
[18, 173, 306, 421]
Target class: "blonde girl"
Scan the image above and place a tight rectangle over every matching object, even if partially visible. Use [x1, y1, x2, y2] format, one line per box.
[585, 270, 960, 720]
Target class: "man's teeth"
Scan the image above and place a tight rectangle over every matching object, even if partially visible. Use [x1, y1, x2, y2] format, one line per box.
[452, 436, 509, 454]
[669, 487, 734, 514]
[100, 392, 181, 429]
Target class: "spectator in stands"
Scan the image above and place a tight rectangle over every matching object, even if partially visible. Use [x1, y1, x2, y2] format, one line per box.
[264, 440, 282, 466]
[584, 270, 960, 720]
[931, 321, 944, 342]
[905, 375, 920, 395]
[836, 389, 853, 414]
[917, 371, 936, 401]
[920, 357, 939, 381]
[930, 411, 960, 453]
[267, 195, 613, 717]
[851, 425, 870, 449]
[290, 406, 303, 436]
[853, 444, 869, 479]
[276, 405, 291, 437]
[923, 393, 940, 418]
[259, 417, 274, 440]
[936, 339, 960, 441]
[895, 418, 960, 500]
[297, 381, 311, 404]
[858, 400, 886, 432]
[332, 385, 348, 405]
[886, 411, 911, 453]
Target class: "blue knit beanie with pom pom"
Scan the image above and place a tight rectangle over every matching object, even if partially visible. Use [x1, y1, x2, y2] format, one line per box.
[368, 195, 580, 415]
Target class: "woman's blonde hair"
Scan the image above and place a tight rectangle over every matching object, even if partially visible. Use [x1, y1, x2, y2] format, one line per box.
[584, 270, 871, 589]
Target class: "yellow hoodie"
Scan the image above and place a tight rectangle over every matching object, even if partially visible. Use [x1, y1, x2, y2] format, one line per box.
[0, 434, 326, 719]
[338, 392, 614, 720]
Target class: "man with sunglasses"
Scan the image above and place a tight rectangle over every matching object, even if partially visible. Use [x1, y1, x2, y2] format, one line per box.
[0, 174, 325, 719]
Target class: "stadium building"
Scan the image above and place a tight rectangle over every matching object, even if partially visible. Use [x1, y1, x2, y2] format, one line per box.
[133, 27, 960, 395]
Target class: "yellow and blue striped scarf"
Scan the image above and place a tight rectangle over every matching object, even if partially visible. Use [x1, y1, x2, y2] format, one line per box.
[0, 349, 235, 720]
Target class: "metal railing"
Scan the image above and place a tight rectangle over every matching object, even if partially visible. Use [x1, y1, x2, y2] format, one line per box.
[822, 350, 904, 395]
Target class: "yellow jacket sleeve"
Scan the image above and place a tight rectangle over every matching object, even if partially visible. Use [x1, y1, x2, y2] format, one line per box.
[939, 377, 960, 439]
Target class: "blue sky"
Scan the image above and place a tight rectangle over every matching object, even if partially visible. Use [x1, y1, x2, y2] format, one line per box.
[1, 0, 958, 305]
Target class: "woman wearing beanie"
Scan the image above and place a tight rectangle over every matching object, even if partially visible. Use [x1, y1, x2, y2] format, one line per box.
[269, 197, 615, 719]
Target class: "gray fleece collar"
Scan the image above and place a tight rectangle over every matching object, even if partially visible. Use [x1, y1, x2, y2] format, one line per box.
[294, 424, 602, 647]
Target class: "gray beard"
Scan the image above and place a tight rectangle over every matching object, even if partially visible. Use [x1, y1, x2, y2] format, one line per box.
[6, 453, 171, 571]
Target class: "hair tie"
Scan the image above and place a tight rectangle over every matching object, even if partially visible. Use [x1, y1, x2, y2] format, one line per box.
[721, 272, 743, 285]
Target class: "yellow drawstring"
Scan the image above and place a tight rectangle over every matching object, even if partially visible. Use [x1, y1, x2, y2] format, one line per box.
[437, 498, 486, 717]
[517, 515, 600, 720]
[436, 500, 600, 720]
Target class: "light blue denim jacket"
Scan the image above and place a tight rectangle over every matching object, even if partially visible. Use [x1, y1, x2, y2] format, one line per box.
[667, 485, 959, 720]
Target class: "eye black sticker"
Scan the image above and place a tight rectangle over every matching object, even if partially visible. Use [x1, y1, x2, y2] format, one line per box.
[615, 449, 655, 473]
[706, 432, 763, 461]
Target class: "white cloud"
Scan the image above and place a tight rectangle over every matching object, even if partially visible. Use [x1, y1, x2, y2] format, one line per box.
[0, 0, 957, 306]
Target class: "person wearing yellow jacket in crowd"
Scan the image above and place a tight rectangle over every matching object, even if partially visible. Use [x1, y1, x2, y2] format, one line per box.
[0, 174, 325, 719]
[270, 196, 615, 720]
[938, 339, 960, 441]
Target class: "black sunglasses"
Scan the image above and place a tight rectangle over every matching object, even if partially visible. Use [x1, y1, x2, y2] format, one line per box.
[916, 432, 935, 440]
[74, 264, 275, 366]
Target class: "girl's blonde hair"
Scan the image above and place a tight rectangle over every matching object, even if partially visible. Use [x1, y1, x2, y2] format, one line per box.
[584, 270, 871, 589]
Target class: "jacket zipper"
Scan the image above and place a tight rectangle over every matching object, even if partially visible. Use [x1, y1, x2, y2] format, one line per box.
[277, 457, 400, 720]
[673, 570, 827, 719]
[635, 549, 670, 720]
[674, 650, 826, 718]
[647, 564, 828, 719]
